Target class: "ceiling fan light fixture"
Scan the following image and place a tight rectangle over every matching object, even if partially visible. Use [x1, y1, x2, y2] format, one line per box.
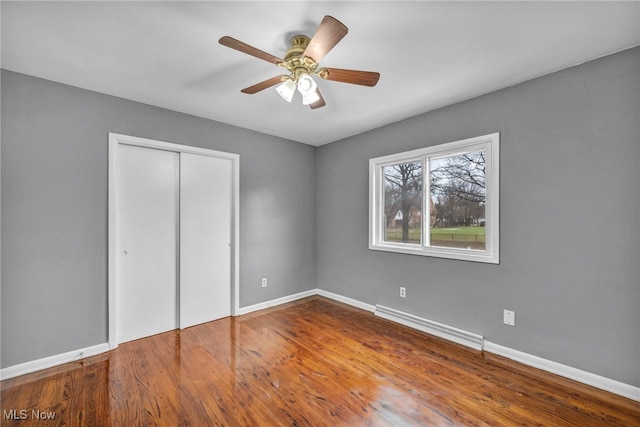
[276, 78, 296, 102]
[298, 74, 320, 105]
[301, 89, 321, 106]
[297, 74, 317, 96]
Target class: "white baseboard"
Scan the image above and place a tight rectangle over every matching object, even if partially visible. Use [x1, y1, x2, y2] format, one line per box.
[0, 342, 110, 381]
[375, 304, 485, 351]
[3, 290, 318, 380]
[237, 289, 317, 315]
[316, 289, 376, 312]
[483, 341, 640, 402]
[4, 290, 638, 402]
[238, 289, 377, 316]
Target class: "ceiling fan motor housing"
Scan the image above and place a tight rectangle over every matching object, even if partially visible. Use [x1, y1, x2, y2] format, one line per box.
[284, 35, 310, 60]
[280, 35, 317, 81]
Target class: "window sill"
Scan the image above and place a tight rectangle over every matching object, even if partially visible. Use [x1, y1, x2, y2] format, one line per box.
[369, 242, 499, 264]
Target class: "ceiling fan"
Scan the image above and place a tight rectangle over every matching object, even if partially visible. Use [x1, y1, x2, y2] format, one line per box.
[219, 15, 380, 109]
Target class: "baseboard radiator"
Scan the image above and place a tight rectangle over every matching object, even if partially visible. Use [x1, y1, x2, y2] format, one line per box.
[375, 304, 484, 351]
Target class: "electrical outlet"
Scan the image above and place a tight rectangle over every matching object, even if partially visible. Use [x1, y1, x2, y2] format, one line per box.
[261, 278, 267, 287]
[400, 287, 406, 298]
[503, 309, 515, 326]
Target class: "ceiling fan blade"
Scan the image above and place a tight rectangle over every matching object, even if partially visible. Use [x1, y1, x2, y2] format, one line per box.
[219, 36, 283, 65]
[241, 75, 288, 94]
[303, 16, 348, 63]
[318, 68, 380, 87]
[309, 89, 326, 109]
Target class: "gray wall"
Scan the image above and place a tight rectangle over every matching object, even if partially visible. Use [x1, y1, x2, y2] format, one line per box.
[2, 47, 639, 388]
[316, 47, 640, 386]
[1, 70, 316, 367]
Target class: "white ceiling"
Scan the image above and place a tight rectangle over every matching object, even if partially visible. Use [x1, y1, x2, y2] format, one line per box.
[2, 1, 639, 146]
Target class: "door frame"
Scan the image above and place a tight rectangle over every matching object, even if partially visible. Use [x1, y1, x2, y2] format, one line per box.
[108, 133, 240, 349]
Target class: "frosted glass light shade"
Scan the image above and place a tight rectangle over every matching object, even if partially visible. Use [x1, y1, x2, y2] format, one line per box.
[302, 90, 321, 105]
[297, 74, 319, 105]
[297, 74, 317, 96]
[276, 79, 296, 102]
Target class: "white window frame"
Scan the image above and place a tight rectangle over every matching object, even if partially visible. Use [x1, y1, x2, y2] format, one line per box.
[369, 133, 500, 264]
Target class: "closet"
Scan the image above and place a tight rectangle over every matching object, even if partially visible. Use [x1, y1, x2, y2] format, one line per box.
[108, 134, 238, 345]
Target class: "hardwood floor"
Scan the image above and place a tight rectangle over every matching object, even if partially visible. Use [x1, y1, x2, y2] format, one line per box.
[2, 296, 639, 426]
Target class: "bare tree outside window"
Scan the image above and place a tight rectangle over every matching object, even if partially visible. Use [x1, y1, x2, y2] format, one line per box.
[429, 150, 486, 250]
[383, 161, 422, 244]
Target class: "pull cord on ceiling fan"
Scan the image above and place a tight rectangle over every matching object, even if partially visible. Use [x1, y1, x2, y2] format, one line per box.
[219, 15, 380, 109]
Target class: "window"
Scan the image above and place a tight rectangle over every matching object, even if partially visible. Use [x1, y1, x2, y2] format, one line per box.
[369, 133, 499, 263]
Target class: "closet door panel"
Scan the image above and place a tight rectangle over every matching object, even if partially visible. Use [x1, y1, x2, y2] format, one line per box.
[116, 145, 179, 343]
[180, 153, 232, 328]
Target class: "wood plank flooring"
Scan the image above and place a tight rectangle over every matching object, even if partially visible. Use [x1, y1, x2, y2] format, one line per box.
[2, 296, 639, 426]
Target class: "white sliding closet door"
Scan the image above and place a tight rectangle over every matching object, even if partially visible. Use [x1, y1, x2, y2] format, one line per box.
[111, 133, 237, 347]
[116, 145, 179, 344]
[180, 153, 232, 328]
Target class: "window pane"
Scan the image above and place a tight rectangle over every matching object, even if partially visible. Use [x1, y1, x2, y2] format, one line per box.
[430, 150, 486, 250]
[383, 161, 422, 244]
